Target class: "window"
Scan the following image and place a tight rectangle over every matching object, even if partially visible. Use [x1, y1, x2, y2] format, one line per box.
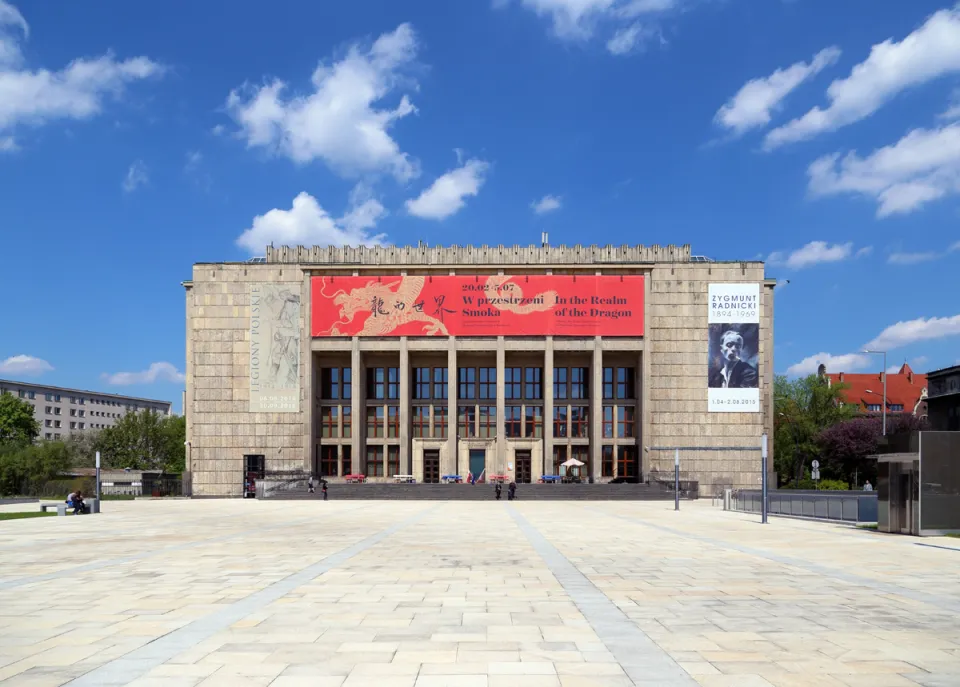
[45, 419, 52, 427]
[433, 367, 448, 400]
[617, 367, 636, 399]
[617, 406, 635, 438]
[367, 407, 384, 437]
[45, 433, 51, 439]
[479, 368, 497, 400]
[342, 407, 352, 438]
[525, 367, 542, 400]
[70, 422, 76, 430]
[554, 368, 568, 400]
[505, 406, 522, 437]
[78, 398, 84, 405]
[479, 406, 496, 438]
[28, 391, 35, 399]
[458, 406, 476, 437]
[570, 406, 589, 438]
[54, 433, 61, 440]
[79, 410, 85, 417]
[554, 406, 568, 438]
[571, 367, 589, 399]
[572, 446, 590, 476]
[366, 446, 384, 477]
[866, 404, 882, 412]
[552, 445, 566, 476]
[890, 404, 904, 412]
[602, 445, 614, 477]
[414, 368, 432, 400]
[343, 445, 353, 475]
[320, 367, 340, 399]
[367, 368, 386, 400]
[342, 368, 352, 399]
[602, 407, 614, 438]
[433, 406, 448, 438]
[387, 367, 400, 400]
[524, 406, 543, 438]
[18, 390, 25, 398]
[45, 406, 52, 414]
[79, 423, 85, 429]
[412, 406, 429, 438]
[504, 368, 521, 400]
[54, 408, 61, 415]
[458, 367, 476, 399]
[387, 406, 400, 438]
[54, 421, 61, 428]
[45, 393, 54, 401]
[617, 446, 638, 478]
[319, 446, 338, 477]
[387, 446, 400, 476]
[320, 407, 339, 438]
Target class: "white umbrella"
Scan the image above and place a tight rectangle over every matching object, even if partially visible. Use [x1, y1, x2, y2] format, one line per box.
[561, 458, 585, 467]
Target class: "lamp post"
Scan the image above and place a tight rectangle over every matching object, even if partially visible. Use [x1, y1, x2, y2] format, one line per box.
[862, 350, 887, 436]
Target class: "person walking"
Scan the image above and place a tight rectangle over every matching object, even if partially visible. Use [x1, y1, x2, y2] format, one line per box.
[495, 482, 502, 501]
[322, 480, 328, 501]
[308, 477, 315, 494]
[507, 481, 516, 501]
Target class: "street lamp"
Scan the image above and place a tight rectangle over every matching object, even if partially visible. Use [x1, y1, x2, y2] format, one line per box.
[862, 348, 887, 436]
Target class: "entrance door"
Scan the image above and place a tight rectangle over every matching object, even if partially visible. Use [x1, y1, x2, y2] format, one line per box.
[515, 450, 532, 484]
[423, 451, 440, 484]
[243, 454, 265, 498]
[469, 449, 486, 482]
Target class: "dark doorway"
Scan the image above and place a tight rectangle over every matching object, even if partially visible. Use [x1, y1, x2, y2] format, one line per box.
[317, 445, 337, 478]
[243, 454, 265, 498]
[515, 450, 532, 484]
[423, 450, 440, 484]
[617, 446, 639, 480]
[469, 449, 486, 482]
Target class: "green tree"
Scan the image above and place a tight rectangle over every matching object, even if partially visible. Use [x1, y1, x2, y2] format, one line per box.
[0, 441, 72, 495]
[94, 410, 185, 472]
[0, 393, 40, 446]
[774, 374, 859, 487]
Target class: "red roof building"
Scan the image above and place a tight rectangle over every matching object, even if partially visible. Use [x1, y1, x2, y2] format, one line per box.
[825, 363, 928, 417]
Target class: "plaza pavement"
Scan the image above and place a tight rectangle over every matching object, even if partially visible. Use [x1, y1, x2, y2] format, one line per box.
[1, 499, 959, 687]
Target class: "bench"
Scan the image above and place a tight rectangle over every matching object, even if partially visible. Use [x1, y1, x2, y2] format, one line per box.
[40, 498, 99, 516]
[393, 475, 416, 484]
[40, 502, 68, 516]
[344, 474, 366, 484]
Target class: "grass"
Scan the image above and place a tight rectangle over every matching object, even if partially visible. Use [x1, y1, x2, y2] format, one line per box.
[0, 511, 56, 521]
[946, 533, 960, 539]
[857, 523, 878, 530]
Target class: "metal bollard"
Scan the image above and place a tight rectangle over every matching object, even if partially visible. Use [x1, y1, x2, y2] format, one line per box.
[723, 488, 732, 511]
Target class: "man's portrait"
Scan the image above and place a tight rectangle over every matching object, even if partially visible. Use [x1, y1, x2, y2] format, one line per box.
[708, 325, 759, 389]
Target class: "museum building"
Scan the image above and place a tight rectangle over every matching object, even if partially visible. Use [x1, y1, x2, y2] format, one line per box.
[183, 243, 775, 497]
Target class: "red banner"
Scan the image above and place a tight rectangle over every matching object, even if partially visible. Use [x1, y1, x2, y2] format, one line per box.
[311, 275, 644, 337]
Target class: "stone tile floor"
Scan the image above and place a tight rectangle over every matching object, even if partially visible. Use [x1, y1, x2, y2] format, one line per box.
[1, 499, 959, 686]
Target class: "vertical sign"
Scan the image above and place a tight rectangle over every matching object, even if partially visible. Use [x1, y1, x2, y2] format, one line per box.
[250, 284, 301, 413]
[708, 283, 760, 413]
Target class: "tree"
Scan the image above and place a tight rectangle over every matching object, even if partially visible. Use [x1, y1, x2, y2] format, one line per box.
[774, 374, 859, 487]
[0, 441, 72, 495]
[0, 393, 40, 446]
[93, 410, 185, 472]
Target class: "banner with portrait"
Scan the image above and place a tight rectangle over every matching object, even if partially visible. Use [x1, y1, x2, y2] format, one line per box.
[250, 284, 301, 413]
[708, 283, 760, 413]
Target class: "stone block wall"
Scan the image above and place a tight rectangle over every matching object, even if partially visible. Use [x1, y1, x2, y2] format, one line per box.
[186, 263, 307, 496]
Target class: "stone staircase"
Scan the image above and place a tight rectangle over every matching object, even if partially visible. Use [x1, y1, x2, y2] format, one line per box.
[267, 482, 694, 501]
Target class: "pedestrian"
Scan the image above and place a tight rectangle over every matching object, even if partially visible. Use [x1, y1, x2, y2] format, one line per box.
[322, 480, 328, 501]
[67, 490, 87, 515]
[495, 482, 502, 501]
[508, 481, 516, 501]
[863, 480, 873, 492]
[308, 477, 315, 494]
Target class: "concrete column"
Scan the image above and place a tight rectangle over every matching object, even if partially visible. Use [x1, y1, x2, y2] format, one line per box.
[636, 351, 644, 479]
[591, 337, 603, 482]
[543, 336, 554, 477]
[399, 337, 410, 473]
[302, 273, 313, 474]
[351, 339, 362, 476]
[447, 339, 457, 477]
[496, 337, 506, 475]
[641, 270, 652, 483]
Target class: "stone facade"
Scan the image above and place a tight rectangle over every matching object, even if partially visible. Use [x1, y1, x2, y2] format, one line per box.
[184, 245, 774, 497]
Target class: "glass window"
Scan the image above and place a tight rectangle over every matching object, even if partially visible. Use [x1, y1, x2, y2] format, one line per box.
[602, 445, 614, 477]
[433, 367, 448, 400]
[572, 446, 589, 477]
[319, 446, 338, 477]
[18, 390, 25, 398]
[505, 406, 522, 437]
[554, 367, 568, 400]
[342, 407, 352, 438]
[343, 445, 353, 475]
[79, 410, 85, 418]
[367, 406, 383, 438]
[54, 407, 61, 415]
[367, 368, 386, 400]
[479, 406, 496, 438]
[342, 368, 352, 400]
[570, 406, 589, 438]
[552, 445, 566, 476]
[554, 406, 568, 438]
[504, 367, 521, 400]
[458, 367, 476, 400]
[433, 406, 448, 438]
[28, 391, 35, 399]
[55, 394, 61, 402]
[387, 367, 400, 400]
[525, 406, 543, 438]
[54, 433, 61, 440]
[525, 367, 542, 400]
[45, 393, 54, 401]
[617, 406, 635, 438]
[45, 406, 52, 414]
[387, 446, 400, 476]
[571, 367, 589, 399]
[366, 446, 384, 477]
[866, 404, 881, 412]
[45, 419, 52, 427]
[412, 406, 428, 438]
[387, 406, 400, 438]
[618, 446, 637, 478]
[458, 406, 476, 438]
[890, 404, 904, 412]
[79, 423, 85, 429]
[320, 406, 339, 438]
[414, 368, 431, 400]
[45, 433, 51, 439]
[320, 367, 340, 399]
[617, 367, 636, 399]
[603, 367, 614, 399]
[479, 368, 497, 400]
[602, 406, 614, 438]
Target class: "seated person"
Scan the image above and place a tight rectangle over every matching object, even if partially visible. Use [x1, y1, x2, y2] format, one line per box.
[66, 490, 87, 515]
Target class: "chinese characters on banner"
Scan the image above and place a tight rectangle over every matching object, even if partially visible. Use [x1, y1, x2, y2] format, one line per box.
[311, 275, 644, 337]
[708, 283, 760, 413]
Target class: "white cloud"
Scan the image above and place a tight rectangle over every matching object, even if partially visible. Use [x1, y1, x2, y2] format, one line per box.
[714, 47, 840, 136]
[808, 123, 960, 217]
[102, 362, 184, 386]
[211, 123, 225, 136]
[531, 194, 562, 214]
[236, 190, 386, 255]
[606, 23, 660, 55]
[122, 159, 148, 193]
[855, 246, 873, 258]
[766, 7, 960, 149]
[865, 314, 960, 351]
[940, 88, 960, 120]
[888, 251, 939, 265]
[949, 240, 960, 252]
[767, 240, 860, 269]
[786, 352, 871, 377]
[0, 354, 53, 377]
[0, 1, 162, 141]
[0, 135, 15, 151]
[405, 159, 489, 220]
[226, 24, 419, 181]
[184, 150, 202, 171]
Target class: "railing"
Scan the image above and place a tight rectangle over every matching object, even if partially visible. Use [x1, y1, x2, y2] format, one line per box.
[257, 472, 310, 499]
[730, 489, 878, 523]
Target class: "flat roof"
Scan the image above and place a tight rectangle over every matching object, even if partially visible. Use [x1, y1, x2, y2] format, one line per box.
[0, 379, 173, 406]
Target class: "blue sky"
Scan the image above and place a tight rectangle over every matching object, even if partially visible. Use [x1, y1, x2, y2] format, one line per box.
[2, 0, 960, 410]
